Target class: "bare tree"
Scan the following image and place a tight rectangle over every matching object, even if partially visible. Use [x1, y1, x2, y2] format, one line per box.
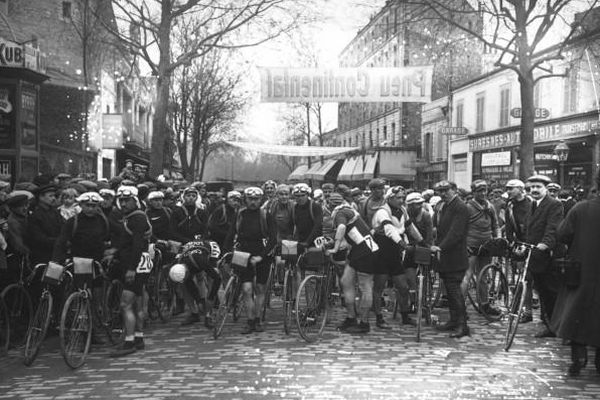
[403, 0, 600, 178]
[98, 0, 308, 177]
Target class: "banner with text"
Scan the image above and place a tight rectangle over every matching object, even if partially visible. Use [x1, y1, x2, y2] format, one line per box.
[259, 67, 433, 103]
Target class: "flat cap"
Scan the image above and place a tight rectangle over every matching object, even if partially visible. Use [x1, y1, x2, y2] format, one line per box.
[368, 178, 386, 189]
[526, 175, 551, 185]
[505, 179, 525, 188]
[547, 182, 561, 191]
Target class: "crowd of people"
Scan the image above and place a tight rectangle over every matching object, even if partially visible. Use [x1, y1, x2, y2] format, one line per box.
[0, 165, 598, 377]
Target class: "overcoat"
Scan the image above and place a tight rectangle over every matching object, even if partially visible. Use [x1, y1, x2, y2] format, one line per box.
[550, 196, 600, 347]
[435, 195, 469, 272]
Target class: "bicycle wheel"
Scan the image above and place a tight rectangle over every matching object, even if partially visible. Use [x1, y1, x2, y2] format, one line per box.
[295, 275, 327, 343]
[282, 269, 294, 335]
[261, 263, 274, 322]
[0, 296, 9, 355]
[477, 264, 509, 322]
[466, 274, 480, 313]
[145, 270, 160, 321]
[105, 280, 124, 342]
[214, 276, 236, 339]
[156, 266, 176, 322]
[504, 281, 525, 351]
[24, 291, 53, 366]
[60, 291, 92, 369]
[416, 273, 424, 342]
[1, 283, 33, 348]
[232, 281, 246, 323]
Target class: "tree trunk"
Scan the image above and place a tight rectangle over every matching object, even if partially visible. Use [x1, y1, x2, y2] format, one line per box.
[518, 72, 535, 179]
[149, 6, 172, 178]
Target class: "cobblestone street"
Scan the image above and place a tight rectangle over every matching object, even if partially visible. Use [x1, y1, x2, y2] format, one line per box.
[1, 301, 599, 400]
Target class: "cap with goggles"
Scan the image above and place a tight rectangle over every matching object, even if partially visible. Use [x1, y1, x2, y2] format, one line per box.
[116, 186, 138, 198]
[471, 179, 488, 191]
[147, 191, 165, 201]
[406, 192, 425, 205]
[292, 183, 311, 196]
[77, 192, 103, 204]
[547, 183, 561, 191]
[244, 187, 263, 198]
[227, 190, 242, 199]
[183, 186, 199, 196]
[385, 186, 405, 199]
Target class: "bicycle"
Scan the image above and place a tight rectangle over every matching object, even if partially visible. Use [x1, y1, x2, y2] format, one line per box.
[475, 238, 511, 322]
[145, 245, 163, 321]
[59, 258, 114, 369]
[23, 262, 73, 366]
[1, 254, 33, 348]
[295, 248, 335, 343]
[281, 245, 300, 335]
[414, 246, 437, 342]
[213, 252, 247, 339]
[504, 241, 536, 352]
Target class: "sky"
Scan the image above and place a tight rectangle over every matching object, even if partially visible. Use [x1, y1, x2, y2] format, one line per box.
[235, 0, 385, 145]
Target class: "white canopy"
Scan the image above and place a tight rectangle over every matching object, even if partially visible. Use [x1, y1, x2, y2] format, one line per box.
[226, 141, 359, 157]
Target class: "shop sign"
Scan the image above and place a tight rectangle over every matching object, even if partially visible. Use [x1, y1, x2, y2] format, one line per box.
[481, 151, 511, 167]
[469, 116, 600, 151]
[510, 108, 550, 119]
[440, 127, 468, 135]
[0, 37, 24, 68]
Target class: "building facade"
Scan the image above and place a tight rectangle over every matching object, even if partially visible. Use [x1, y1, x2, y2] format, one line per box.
[333, 0, 483, 186]
[0, 0, 155, 180]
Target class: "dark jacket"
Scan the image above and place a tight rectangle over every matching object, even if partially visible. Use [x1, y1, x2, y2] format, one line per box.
[170, 205, 208, 243]
[52, 212, 110, 264]
[146, 207, 171, 241]
[435, 195, 469, 273]
[525, 195, 563, 273]
[114, 209, 151, 271]
[28, 203, 64, 264]
[551, 197, 600, 347]
[505, 196, 531, 242]
[207, 204, 236, 248]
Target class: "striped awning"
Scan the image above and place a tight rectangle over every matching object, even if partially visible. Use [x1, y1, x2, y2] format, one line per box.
[355, 152, 378, 180]
[311, 159, 341, 180]
[226, 141, 359, 157]
[304, 161, 323, 179]
[288, 164, 309, 181]
[337, 156, 360, 181]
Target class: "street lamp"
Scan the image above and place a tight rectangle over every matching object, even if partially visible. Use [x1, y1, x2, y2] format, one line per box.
[553, 141, 570, 186]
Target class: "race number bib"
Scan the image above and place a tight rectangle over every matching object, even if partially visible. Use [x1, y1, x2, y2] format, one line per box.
[209, 241, 221, 259]
[135, 252, 153, 274]
[313, 236, 327, 249]
[363, 235, 379, 252]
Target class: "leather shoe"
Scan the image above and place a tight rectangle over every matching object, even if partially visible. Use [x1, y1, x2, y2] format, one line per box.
[435, 322, 458, 332]
[534, 328, 556, 338]
[449, 326, 470, 339]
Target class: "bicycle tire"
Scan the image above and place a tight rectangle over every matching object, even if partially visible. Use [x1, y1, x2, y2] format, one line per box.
[24, 291, 53, 366]
[105, 279, 124, 342]
[416, 273, 424, 342]
[295, 275, 327, 343]
[282, 269, 294, 335]
[1, 283, 33, 348]
[213, 276, 236, 339]
[232, 280, 245, 323]
[466, 274, 480, 313]
[145, 272, 160, 321]
[477, 263, 509, 322]
[60, 291, 92, 369]
[504, 281, 525, 351]
[0, 296, 10, 355]
[156, 266, 175, 322]
[261, 263, 274, 322]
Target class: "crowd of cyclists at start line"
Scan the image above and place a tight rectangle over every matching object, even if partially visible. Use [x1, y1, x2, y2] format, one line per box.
[0, 166, 598, 377]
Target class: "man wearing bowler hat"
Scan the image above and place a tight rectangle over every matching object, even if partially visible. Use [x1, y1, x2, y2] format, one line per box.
[28, 184, 64, 265]
[525, 174, 563, 338]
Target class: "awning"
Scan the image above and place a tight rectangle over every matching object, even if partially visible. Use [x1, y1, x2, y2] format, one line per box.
[379, 150, 418, 180]
[288, 164, 309, 181]
[312, 159, 343, 181]
[304, 161, 323, 180]
[226, 141, 359, 157]
[337, 156, 360, 181]
[355, 152, 378, 181]
[349, 157, 364, 181]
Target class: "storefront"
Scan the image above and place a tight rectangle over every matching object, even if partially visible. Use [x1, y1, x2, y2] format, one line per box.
[421, 161, 448, 189]
[469, 112, 600, 187]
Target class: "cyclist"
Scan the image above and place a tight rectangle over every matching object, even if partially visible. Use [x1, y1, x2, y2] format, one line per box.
[505, 179, 534, 323]
[52, 192, 110, 344]
[146, 191, 171, 243]
[321, 183, 334, 202]
[170, 186, 209, 244]
[371, 186, 412, 329]
[462, 180, 501, 316]
[99, 188, 116, 217]
[110, 186, 153, 357]
[224, 187, 275, 334]
[328, 192, 377, 334]
[168, 240, 222, 328]
[262, 180, 277, 207]
[208, 190, 242, 249]
[358, 179, 386, 223]
[292, 183, 323, 250]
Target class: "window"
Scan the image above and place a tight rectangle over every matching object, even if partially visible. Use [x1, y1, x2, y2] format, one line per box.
[369, 131, 373, 148]
[383, 126, 387, 141]
[476, 93, 485, 132]
[499, 85, 510, 127]
[455, 100, 464, 128]
[425, 133, 432, 162]
[62, 1, 72, 19]
[391, 122, 396, 145]
[376, 128, 380, 145]
[563, 66, 579, 113]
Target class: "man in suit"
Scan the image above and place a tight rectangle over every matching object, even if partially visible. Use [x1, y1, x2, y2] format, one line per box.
[525, 175, 563, 338]
[431, 180, 470, 338]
